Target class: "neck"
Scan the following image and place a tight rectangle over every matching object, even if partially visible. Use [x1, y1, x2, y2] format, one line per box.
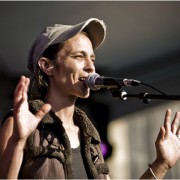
[44, 90, 80, 148]
[44, 89, 77, 125]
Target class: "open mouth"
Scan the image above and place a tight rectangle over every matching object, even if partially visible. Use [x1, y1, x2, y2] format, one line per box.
[79, 77, 86, 81]
[79, 77, 88, 87]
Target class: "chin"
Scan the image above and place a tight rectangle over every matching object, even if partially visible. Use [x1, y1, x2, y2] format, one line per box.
[78, 90, 90, 99]
[74, 86, 91, 99]
[79, 93, 90, 99]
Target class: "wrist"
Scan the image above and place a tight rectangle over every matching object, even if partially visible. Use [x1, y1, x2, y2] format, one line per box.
[9, 134, 27, 148]
[153, 159, 170, 171]
[149, 159, 169, 179]
[0, 135, 26, 179]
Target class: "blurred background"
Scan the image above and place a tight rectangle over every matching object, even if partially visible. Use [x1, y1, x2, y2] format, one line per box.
[0, 1, 180, 179]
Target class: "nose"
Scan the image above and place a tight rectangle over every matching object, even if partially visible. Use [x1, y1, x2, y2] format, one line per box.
[84, 59, 95, 73]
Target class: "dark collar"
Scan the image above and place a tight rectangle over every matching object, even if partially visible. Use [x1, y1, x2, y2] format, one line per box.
[29, 99, 101, 144]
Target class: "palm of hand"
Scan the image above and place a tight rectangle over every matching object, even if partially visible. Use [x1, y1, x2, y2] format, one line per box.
[13, 99, 39, 141]
[13, 76, 51, 142]
[156, 131, 180, 168]
[156, 109, 180, 168]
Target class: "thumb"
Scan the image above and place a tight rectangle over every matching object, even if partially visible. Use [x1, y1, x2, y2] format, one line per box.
[35, 104, 51, 121]
[156, 126, 166, 146]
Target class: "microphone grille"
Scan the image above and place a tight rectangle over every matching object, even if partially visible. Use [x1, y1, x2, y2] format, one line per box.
[86, 73, 100, 90]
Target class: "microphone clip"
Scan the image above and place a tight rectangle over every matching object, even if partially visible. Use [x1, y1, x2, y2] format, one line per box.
[110, 89, 180, 104]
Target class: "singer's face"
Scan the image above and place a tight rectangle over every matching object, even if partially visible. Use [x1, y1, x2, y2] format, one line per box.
[50, 33, 96, 99]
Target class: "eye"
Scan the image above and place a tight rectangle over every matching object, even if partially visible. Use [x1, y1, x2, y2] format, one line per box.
[91, 58, 95, 63]
[72, 53, 84, 60]
[91, 55, 96, 63]
[76, 54, 84, 59]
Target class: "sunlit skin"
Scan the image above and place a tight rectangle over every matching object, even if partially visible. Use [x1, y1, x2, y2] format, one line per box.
[45, 33, 96, 103]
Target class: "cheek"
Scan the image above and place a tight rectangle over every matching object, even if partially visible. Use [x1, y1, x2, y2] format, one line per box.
[65, 60, 84, 73]
[54, 58, 84, 78]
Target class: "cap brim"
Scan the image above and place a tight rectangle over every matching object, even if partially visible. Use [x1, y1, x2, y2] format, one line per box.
[52, 18, 106, 49]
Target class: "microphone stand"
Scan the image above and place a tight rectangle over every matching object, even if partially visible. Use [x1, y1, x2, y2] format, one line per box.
[110, 90, 180, 104]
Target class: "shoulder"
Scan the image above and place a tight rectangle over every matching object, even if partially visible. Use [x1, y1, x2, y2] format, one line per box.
[1, 109, 13, 127]
[1, 109, 14, 135]
[0, 109, 14, 145]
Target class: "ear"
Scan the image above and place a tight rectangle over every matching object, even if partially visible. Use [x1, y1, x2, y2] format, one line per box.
[38, 57, 54, 76]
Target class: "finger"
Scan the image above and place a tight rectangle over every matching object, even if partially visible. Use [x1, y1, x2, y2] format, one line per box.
[14, 76, 26, 104]
[13, 97, 25, 115]
[164, 109, 172, 138]
[14, 76, 26, 95]
[177, 125, 180, 136]
[14, 81, 25, 105]
[14, 76, 23, 92]
[171, 111, 180, 134]
[14, 77, 30, 114]
[22, 77, 30, 101]
[158, 126, 166, 140]
[155, 126, 166, 148]
[35, 104, 51, 122]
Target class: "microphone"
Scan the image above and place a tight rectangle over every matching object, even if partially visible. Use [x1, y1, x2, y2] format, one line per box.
[85, 73, 141, 90]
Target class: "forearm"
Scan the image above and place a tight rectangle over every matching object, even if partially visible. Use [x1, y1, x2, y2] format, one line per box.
[0, 136, 25, 179]
[140, 160, 169, 179]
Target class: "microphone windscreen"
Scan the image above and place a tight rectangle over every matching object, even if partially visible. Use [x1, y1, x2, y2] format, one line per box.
[86, 73, 100, 90]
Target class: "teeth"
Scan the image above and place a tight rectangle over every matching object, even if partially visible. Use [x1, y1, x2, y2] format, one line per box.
[79, 77, 86, 81]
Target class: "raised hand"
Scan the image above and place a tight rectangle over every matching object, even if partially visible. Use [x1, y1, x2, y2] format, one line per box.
[12, 76, 51, 142]
[140, 109, 180, 179]
[155, 109, 180, 168]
